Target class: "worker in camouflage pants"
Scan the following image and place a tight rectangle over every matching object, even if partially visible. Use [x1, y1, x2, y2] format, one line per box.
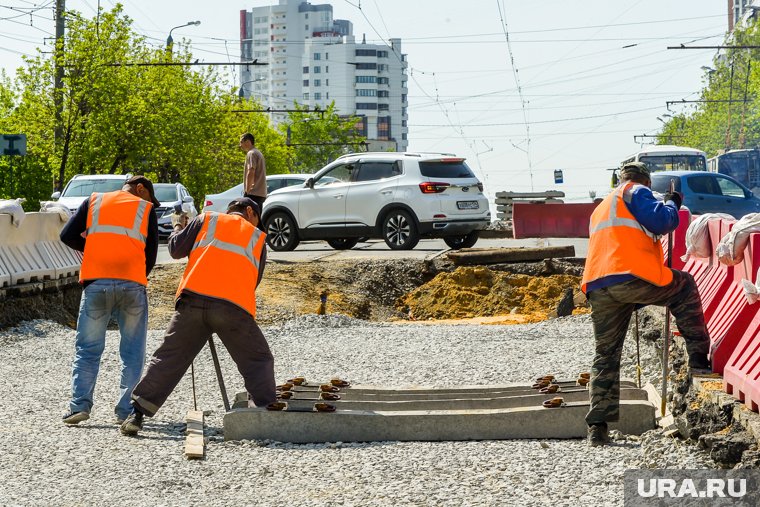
[581, 162, 710, 446]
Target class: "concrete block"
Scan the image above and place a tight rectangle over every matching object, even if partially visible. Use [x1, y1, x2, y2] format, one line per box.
[224, 400, 655, 443]
[38, 241, 82, 279]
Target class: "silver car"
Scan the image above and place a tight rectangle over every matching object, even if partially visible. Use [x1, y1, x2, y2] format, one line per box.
[202, 174, 312, 213]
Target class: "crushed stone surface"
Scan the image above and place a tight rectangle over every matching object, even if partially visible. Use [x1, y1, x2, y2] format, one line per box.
[0, 314, 714, 506]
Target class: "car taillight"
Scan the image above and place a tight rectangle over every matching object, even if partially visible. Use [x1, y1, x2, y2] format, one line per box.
[419, 182, 450, 194]
[477, 182, 484, 192]
[205, 200, 213, 207]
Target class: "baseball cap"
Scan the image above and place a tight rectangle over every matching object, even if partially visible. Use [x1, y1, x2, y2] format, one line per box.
[125, 175, 161, 208]
[620, 162, 650, 178]
[227, 196, 261, 219]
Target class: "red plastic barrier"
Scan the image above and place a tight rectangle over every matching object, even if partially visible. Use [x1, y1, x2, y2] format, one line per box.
[684, 221, 734, 322]
[723, 313, 760, 411]
[707, 226, 760, 374]
[511, 203, 599, 239]
[660, 209, 691, 271]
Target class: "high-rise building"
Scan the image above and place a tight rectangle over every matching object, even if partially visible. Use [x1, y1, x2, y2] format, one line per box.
[239, 0, 409, 152]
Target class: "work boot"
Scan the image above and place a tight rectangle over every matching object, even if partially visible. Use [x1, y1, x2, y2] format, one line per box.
[587, 423, 610, 447]
[119, 411, 144, 436]
[62, 410, 90, 425]
[689, 353, 712, 376]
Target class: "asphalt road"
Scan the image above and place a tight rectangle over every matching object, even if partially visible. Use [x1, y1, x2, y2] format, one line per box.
[156, 237, 589, 265]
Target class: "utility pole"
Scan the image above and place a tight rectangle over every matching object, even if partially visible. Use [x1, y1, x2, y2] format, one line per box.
[54, 0, 65, 191]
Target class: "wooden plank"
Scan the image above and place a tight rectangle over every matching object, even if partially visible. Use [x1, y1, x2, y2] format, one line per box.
[447, 245, 575, 265]
[184, 410, 205, 459]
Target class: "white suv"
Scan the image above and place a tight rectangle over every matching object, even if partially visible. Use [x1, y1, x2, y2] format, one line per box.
[261, 152, 490, 251]
[52, 173, 132, 213]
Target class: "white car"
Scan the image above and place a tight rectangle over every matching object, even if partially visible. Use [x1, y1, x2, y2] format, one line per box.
[152, 183, 198, 239]
[202, 174, 313, 213]
[52, 173, 132, 213]
[262, 152, 491, 251]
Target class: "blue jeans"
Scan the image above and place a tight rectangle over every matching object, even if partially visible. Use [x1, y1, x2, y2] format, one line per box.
[70, 279, 148, 420]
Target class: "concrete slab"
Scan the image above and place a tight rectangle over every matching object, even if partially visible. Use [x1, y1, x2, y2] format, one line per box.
[223, 400, 656, 443]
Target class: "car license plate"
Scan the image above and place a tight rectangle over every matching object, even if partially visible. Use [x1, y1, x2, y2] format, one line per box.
[457, 200, 479, 210]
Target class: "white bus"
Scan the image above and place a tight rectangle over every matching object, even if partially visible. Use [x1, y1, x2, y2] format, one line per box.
[613, 145, 707, 185]
[708, 149, 760, 196]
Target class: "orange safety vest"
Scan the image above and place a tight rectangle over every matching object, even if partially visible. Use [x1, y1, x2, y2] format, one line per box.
[581, 182, 673, 293]
[80, 190, 152, 285]
[176, 212, 267, 318]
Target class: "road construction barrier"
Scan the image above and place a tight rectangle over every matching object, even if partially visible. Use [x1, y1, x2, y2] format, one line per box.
[723, 314, 760, 411]
[0, 212, 81, 286]
[511, 202, 598, 239]
[660, 209, 691, 271]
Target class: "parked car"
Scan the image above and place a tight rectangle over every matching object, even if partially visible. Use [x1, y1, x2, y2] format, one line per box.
[650, 171, 760, 219]
[262, 152, 491, 251]
[52, 173, 132, 213]
[152, 183, 198, 239]
[202, 174, 313, 213]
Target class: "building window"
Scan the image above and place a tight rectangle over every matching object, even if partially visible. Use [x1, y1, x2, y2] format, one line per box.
[325, 52, 329, 60]
[402, 120, 407, 127]
[378, 90, 389, 98]
[314, 53, 321, 60]
[305, 25, 309, 30]
[356, 62, 377, 70]
[303, 79, 309, 86]
[314, 66, 321, 73]
[325, 65, 329, 72]
[378, 64, 388, 71]
[315, 92, 321, 100]
[356, 103, 378, 110]
[401, 133, 407, 140]
[326, 79, 329, 86]
[377, 50, 388, 58]
[402, 93, 407, 102]
[326, 92, 329, 99]
[377, 116, 391, 140]
[356, 49, 377, 57]
[356, 89, 377, 97]
[303, 93, 310, 100]
[378, 77, 389, 85]
[378, 103, 389, 111]
[356, 76, 377, 83]
[314, 79, 321, 87]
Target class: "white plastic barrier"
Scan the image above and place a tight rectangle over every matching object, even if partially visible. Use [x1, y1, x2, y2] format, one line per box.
[0, 212, 81, 286]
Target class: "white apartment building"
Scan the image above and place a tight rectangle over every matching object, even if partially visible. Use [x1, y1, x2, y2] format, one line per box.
[239, 0, 409, 152]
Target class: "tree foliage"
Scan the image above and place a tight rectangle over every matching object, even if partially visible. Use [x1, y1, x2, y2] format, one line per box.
[0, 5, 288, 209]
[659, 19, 760, 156]
[282, 102, 366, 173]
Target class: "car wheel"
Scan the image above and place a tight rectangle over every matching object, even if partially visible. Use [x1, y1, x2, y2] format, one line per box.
[382, 209, 420, 250]
[326, 238, 359, 250]
[265, 212, 300, 251]
[443, 231, 479, 250]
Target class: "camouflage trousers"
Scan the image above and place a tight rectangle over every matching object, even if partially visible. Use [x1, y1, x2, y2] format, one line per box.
[585, 270, 710, 426]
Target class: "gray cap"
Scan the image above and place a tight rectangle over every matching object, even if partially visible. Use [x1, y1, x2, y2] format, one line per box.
[620, 162, 650, 178]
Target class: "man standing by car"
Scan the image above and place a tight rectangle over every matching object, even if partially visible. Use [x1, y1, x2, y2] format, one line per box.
[60, 175, 160, 425]
[120, 197, 276, 436]
[240, 132, 267, 210]
[581, 162, 711, 447]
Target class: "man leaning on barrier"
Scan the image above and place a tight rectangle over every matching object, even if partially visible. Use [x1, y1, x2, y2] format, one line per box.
[120, 197, 277, 436]
[60, 175, 160, 426]
[581, 162, 711, 447]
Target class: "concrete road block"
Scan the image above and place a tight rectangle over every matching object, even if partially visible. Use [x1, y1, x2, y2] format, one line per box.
[223, 400, 656, 443]
[38, 241, 82, 279]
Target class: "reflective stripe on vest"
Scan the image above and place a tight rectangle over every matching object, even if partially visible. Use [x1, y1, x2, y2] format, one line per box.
[191, 213, 262, 270]
[589, 185, 659, 241]
[88, 193, 149, 243]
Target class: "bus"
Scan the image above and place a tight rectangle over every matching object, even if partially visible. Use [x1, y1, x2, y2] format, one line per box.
[708, 149, 760, 196]
[612, 145, 707, 186]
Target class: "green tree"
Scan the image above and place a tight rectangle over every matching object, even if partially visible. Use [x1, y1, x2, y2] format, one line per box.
[282, 102, 366, 173]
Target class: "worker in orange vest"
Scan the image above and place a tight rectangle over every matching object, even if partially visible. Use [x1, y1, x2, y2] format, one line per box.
[60, 175, 160, 426]
[581, 162, 710, 447]
[120, 197, 276, 436]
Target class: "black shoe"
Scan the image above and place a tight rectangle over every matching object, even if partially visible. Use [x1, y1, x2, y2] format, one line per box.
[689, 353, 712, 375]
[62, 411, 90, 425]
[587, 423, 610, 447]
[119, 411, 143, 436]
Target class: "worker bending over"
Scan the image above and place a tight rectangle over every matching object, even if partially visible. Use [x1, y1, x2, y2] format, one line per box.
[120, 197, 276, 436]
[581, 162, 710, 447]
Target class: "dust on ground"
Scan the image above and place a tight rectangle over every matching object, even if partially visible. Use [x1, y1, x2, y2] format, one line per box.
[145, 258, 588, 329]
[396, 266, 586, 321]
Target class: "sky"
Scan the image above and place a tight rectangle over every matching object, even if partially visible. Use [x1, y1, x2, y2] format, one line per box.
[0, 1, 726, 203]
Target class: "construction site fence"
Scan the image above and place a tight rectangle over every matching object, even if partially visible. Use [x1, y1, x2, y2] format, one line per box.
[0, 212, 81, 289]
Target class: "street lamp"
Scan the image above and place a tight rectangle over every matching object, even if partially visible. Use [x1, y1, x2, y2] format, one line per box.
[238, 78, 267, 99]
[167, 20, 201, 49]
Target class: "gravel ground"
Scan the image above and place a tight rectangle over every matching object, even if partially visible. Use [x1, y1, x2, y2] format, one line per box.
[0, 315, 714, 507]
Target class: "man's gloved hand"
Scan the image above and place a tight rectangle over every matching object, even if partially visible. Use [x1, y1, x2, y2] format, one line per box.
[664, 191, 682, 209]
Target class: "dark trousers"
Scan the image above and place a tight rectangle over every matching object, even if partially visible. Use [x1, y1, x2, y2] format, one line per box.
[131, 293, 276, 417]
[244, 194, 266, 231]
[585, 270, 710, 426]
